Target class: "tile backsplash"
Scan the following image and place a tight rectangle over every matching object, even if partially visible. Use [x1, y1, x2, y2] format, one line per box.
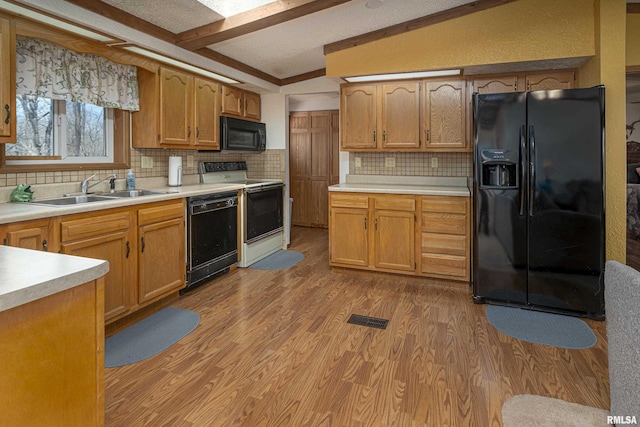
[0, 148, 286, 189]
[349, 152, 472, 177]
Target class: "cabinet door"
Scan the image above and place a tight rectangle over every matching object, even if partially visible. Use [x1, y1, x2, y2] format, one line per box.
[373, 210, 415, 272]
[0, 17, 15, 142]
[160, 68, 193, 146]
[5, 220, 52, 252]
[193, 77, 219, 149]
[138, 217, 185, 303]
[380, 82, 420, 149]
[244, 91, 261, 121]
[423, 79, 468, 151]
[329, 208, 368, 266]
[61, 230, 133, 321]
[221, 86, 244, 117]
[472, 75, 518, 94]
[340, 85, 377, 149]
[526, 71, 575, 91]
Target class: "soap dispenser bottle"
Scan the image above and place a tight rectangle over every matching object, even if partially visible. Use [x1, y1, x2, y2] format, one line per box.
[126, 169, 136, 190]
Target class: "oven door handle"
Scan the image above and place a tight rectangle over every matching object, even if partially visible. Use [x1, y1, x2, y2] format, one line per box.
[244, 184, 284, 194]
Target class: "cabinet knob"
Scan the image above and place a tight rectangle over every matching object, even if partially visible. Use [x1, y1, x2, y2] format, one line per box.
[42, 239, 48, 252]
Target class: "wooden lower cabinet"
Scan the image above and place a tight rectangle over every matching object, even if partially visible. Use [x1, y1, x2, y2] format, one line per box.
[0, 279, 104, 426]
[60, 211, 135, 322]
[420, 195, 470, 281]
[137, 201, 185, 304]
[329, 191, 470, 281]
[58, 199, 186, 325]
[3, 217, 58, 252]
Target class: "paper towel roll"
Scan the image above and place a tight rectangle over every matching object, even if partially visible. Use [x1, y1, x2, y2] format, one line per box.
[168, 156, 182, 187]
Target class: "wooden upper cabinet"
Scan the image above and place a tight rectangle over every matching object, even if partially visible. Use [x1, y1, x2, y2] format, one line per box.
[423, 79, 468, 151]
[526, 70, 575, 91]
[159, 67, 193, 147]
[471, 75, 518, 94]
[340, 84, 377, 150]
[380, 82, 420, 149]
[193, 77, 220, 149]
[221, 86, 243, 117]
[133, 67, 221, 149]
[0, 17, 15, 143]
[244, 91, 261, 121]
[221, 86, 261, 121]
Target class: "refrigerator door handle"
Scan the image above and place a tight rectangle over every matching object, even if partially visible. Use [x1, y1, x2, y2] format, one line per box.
[528, 125, 536, 217]
[519, 125, 526, 216]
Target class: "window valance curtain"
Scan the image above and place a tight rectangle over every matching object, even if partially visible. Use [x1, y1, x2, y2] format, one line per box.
[15, 36, 140, 111]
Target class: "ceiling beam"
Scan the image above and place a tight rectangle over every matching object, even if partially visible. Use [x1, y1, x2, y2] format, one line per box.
[629, 3, 640, 13]
[280, 68, 326, 86]
[62, 0, 177, 44]
[324, 0, 517, 55]
[194, 48, 282, 86]
[176, 0, 352, 51]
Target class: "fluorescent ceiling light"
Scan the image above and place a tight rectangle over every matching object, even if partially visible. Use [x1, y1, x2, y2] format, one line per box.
[344, 69, 461, 83]
[196, 0, 277, 17]
[122, 46, 239, 85]
[0, 0, 119, 43]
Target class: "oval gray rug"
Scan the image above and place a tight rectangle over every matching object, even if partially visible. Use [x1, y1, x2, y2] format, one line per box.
[105, 307, 200, 367]
[249, 250, 304, 270]
[486, 305, 597, 349]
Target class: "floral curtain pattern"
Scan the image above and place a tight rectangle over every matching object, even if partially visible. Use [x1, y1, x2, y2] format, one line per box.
[15, 36, 139, 111]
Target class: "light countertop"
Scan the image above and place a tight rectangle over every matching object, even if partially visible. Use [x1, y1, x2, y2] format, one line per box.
[329, 175, 470, 197]
[0, 180, 245, 225]
[0, 245, 109, 312]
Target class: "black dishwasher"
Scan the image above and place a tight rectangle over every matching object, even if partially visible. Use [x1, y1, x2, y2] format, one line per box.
[184, 191, 238, 292]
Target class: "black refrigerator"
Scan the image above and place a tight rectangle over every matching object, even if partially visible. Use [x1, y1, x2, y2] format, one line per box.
[472, 86, 605, 319]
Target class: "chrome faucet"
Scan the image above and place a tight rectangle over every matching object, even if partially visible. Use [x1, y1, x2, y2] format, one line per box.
[81, 174, 118, 194]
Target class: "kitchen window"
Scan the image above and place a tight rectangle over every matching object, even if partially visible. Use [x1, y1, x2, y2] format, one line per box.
[0, 35, 138, 172]
[6, 95, 114, 165]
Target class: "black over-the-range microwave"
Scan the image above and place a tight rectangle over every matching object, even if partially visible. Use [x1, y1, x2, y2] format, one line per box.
[220, 116, 266, 152]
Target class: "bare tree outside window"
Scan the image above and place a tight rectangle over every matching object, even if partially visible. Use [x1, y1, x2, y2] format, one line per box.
[7, 95, 53, 156]
[6, 95, 111, 163]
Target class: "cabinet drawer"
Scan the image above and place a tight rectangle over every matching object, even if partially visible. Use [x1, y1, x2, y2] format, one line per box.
[138, 201, 185, 226]
[61, 212, 131, 242]
[422, 196, 468, 214]
[422, 232, 466, 256]
[421, 212, 466, 235]
[374, 196, 415, 212]
[330, 193, 369, 208]
[421, 253, 468, 279]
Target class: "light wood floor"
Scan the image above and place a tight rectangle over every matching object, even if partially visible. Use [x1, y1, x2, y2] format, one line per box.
[105, 226, 610, 426]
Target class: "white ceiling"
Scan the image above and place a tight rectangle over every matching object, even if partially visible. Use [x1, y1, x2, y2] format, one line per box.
[74, 0, 477, 81]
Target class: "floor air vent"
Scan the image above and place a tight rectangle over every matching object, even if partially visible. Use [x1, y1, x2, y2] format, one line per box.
[347, 314, 389, 330]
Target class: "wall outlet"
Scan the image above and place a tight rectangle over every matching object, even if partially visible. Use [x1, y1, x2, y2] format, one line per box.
[187, 154, 195, 168]
[141, 156, 154, 169]
[431, 157, 438, 168]
[355, 157, 362, 168]
[385, 157, 395, 168]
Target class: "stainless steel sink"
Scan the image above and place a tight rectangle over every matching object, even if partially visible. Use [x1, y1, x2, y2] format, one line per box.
[29, 195, 118, 206]
[106, 190, 168, 198]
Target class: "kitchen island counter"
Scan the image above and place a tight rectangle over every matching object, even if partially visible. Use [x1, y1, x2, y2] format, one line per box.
[0, 245, 108, 312]
[329, 175, 470, 196]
